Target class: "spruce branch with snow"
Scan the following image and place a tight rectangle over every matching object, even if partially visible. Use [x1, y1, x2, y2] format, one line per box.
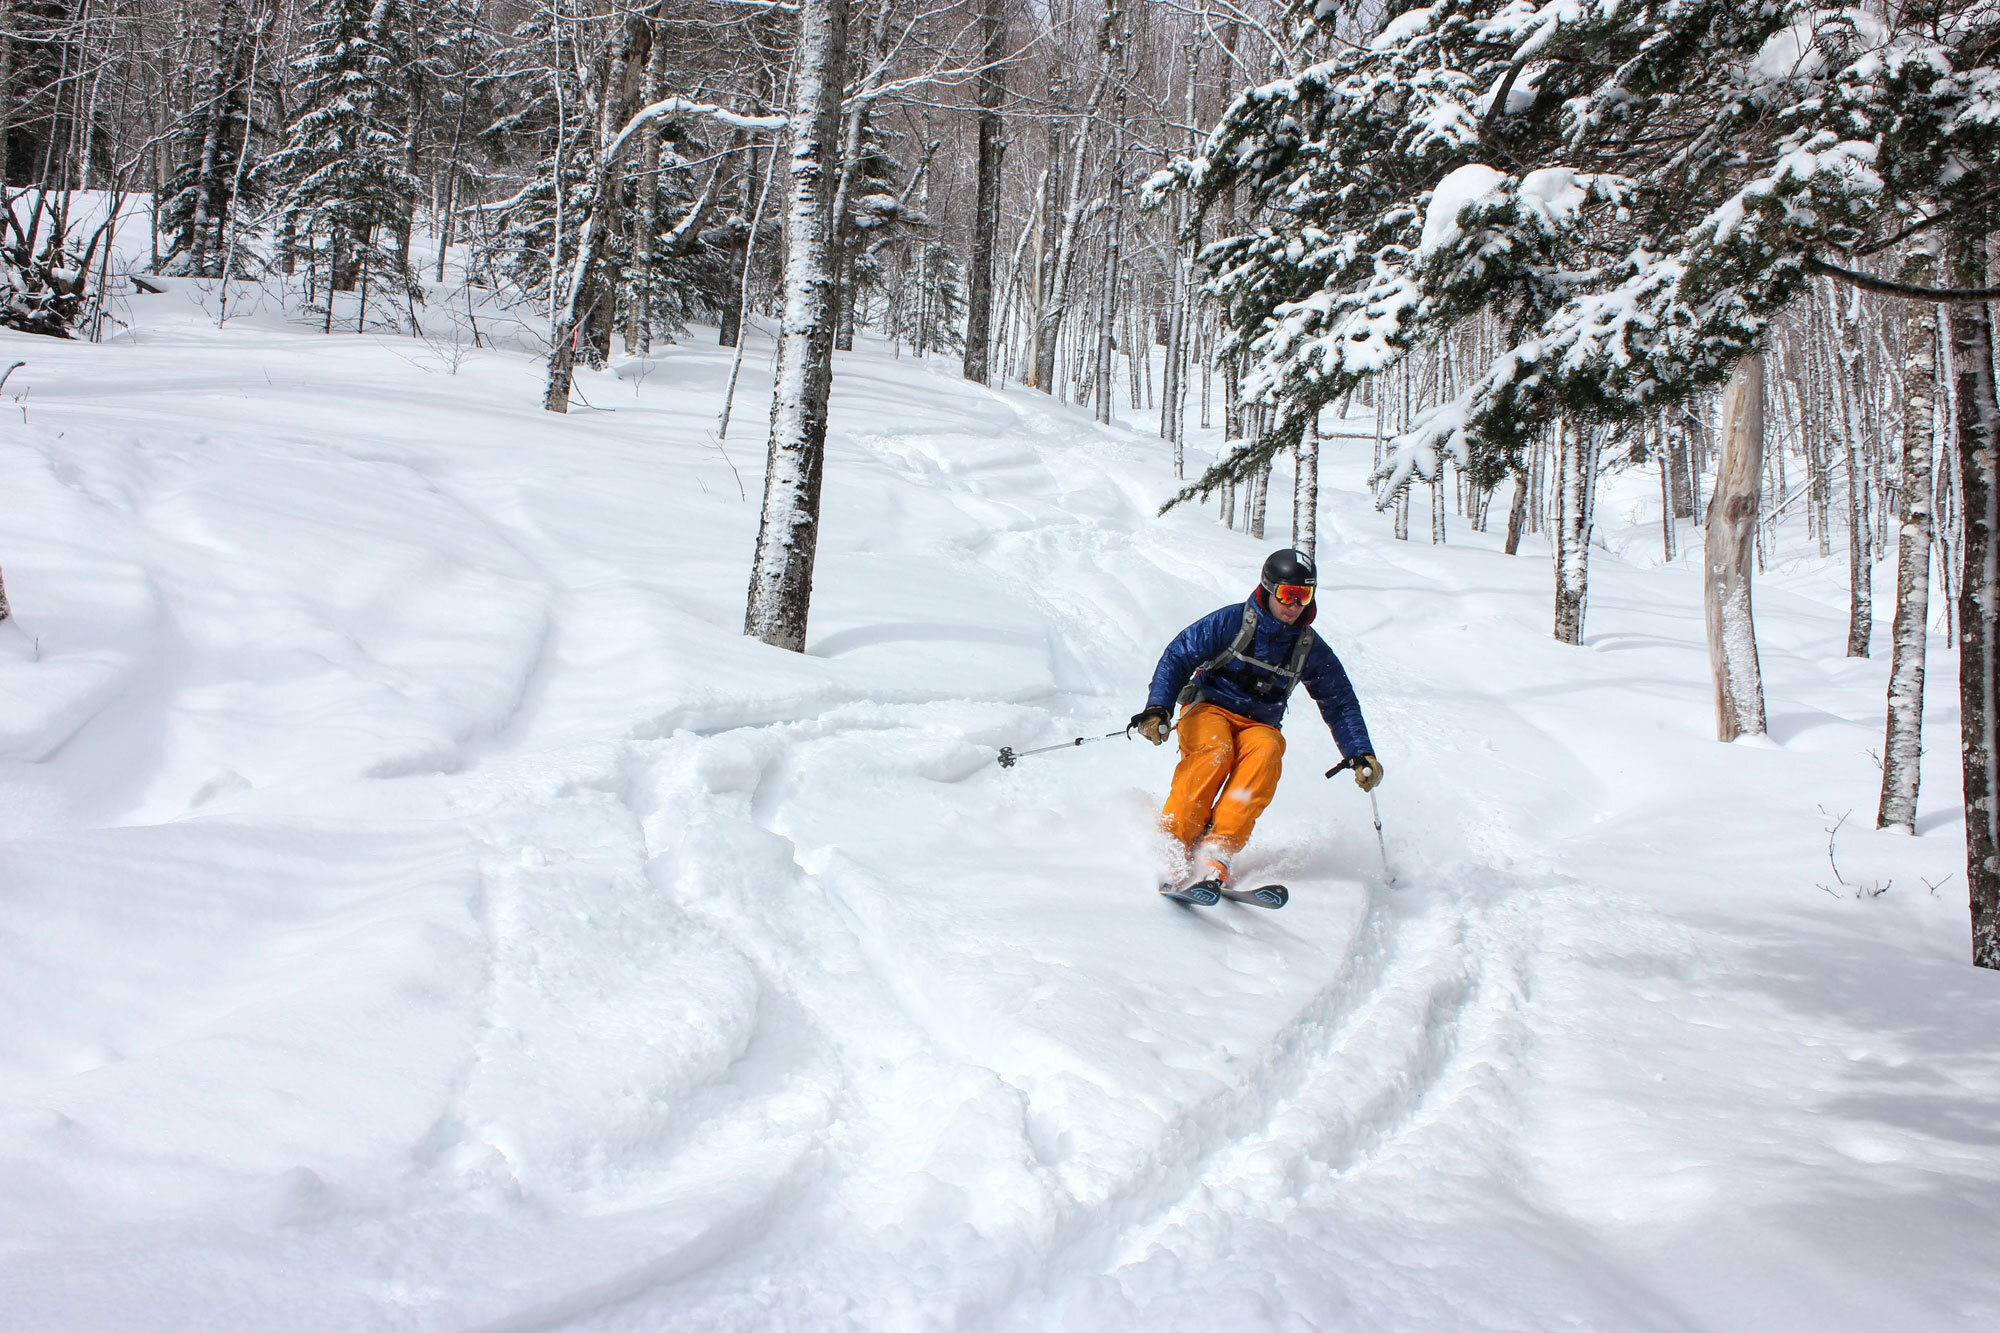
[1151, 0, 2000, 513]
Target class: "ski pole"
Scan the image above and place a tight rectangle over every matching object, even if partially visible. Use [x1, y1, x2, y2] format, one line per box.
[1326, 757, 1398, 888]
[997, 723, 1171, 768]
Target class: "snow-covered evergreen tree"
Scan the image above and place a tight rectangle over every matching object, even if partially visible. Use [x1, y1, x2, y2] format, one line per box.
[158, 0, 267, 278]
[1152, 1, 1998, 503]
[255, 0, 422, 328]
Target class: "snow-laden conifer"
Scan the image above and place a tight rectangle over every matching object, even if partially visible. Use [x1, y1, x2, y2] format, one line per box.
[1152, 1, 1999, 504]
[256, 0, 423, 330]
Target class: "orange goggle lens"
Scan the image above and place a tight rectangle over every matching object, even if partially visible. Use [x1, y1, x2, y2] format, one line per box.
[1272, 583, 1315, 606]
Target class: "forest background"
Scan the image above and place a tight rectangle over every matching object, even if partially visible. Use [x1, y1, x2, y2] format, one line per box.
[1, 0, 1996, 965]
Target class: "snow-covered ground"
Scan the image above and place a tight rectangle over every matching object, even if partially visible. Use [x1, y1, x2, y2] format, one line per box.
[3, 284, 1996, 1330]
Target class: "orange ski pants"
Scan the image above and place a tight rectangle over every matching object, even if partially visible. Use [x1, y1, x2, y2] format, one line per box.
[1160, 702, 1286, 854]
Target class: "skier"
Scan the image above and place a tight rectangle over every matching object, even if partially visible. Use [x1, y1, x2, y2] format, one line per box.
[1129, 548, 1381, 891]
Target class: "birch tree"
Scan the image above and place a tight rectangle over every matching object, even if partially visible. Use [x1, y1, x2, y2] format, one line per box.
[1947, 215, 1999, 968]
[1552, 421, 1601, 645]
[744, 0, 850, 651]
[1878, 258, 1940, 834]
[1706, 355, 1768, 742]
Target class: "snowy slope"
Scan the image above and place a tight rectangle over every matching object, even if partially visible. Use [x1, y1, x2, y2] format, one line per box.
[2, 288, 1996, 1330]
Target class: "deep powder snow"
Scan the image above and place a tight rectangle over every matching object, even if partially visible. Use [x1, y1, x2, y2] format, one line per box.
[2, 286, 1996, 1330]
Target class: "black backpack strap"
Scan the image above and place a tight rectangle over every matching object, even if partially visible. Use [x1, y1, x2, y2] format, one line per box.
[1287, 627, 1316, 680]
[1176, 602, 1258, 709]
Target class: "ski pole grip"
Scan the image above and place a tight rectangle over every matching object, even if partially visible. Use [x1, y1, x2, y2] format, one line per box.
[1325, 757, 1355, 780]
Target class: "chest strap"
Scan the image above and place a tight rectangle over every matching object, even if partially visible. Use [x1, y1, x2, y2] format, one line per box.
[1177, 602, 1315, 709]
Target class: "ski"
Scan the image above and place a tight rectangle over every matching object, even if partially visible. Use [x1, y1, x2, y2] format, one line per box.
[1158, 880, 1222, 907]
[1217, 883, 1289, 909]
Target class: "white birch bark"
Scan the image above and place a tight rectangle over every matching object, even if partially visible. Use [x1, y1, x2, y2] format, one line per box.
[1552, 420, 1600, 644]
[1949, 228, 2000, 967]
[1294, 416, 1319, 558]
[1092, 120, 1125, 425]
[1027, 5, 1116, 393]
[1834, 283, 1874, 657]
[1878, 260, 1939, 833]
[1705, 354, 1769, 741]
[743, 0, 849, 652]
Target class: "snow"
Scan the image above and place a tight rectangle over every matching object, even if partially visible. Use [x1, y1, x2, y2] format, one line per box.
[1519, 165, 1587, 216]
[1750, 9, 1893, 84]
[3, 280, 1999, 1328]
[1370, 6, 1435, 51]
[1417, 162, 1508, 259]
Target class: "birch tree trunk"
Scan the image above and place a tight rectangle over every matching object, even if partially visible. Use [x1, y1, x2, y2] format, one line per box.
[744, 0, 850, 653]
[1552, 420, 1600, 644]
[1705, 353, 1769, 741]
[1668, 412, 1696, 518]
[1092, 136, 1124, 424]
[1160, 229, 1185, 462]
[1948, 226, 2000, 968]
[1504, 470, 1527, 556]
[1658, 418, 1679, 561]
[1835, 285, 1874, 657]
[1027, 7, 1116, 394]
[1878, 258, 1939, 833]
[960, 0, 1005, 386]
[1293, 418, 1318, 558]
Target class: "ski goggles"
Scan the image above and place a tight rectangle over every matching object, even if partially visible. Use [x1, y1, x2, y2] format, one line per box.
[1270, 583, 1315, 606]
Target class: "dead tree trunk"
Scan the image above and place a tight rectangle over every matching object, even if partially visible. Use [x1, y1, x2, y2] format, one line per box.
[1705, 353, 1769, 741]
[1878, 252, 1939, 834]
[744, 0, 850, 652]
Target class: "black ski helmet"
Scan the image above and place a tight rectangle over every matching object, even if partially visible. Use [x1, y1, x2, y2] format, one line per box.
[1260, 548, 1317, 596]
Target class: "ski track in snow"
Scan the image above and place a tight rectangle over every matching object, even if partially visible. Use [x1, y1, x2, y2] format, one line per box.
[2, 292, 1997, 1330]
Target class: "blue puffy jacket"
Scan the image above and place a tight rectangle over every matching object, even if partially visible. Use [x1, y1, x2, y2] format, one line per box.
[1146, 590, 1375, 760]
